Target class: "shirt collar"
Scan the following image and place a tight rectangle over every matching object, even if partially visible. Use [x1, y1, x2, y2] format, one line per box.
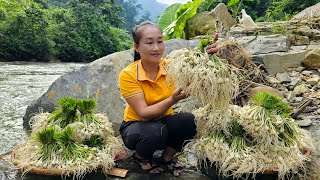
[137, 59, 167, 81]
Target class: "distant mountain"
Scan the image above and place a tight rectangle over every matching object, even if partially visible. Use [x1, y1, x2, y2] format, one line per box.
[136, 0, 168, 22]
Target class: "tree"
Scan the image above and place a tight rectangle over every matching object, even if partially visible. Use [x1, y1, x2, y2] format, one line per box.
[51, 0, 130, 62]
[118, 0, 151, 32]
[266, 0, 319, 21]
[0, 0, 53, 61]
[0, 0, 131, 62]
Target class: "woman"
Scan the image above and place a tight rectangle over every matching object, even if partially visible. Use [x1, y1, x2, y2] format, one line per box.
[118, 21, 197, 176]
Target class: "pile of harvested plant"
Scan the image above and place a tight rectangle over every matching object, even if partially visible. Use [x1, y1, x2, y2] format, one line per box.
[12, 97, 123, 179]
[166, 38, 314, 179]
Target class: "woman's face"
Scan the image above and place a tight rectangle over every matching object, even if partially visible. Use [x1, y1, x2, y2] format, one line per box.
[135, 25, 164, 63]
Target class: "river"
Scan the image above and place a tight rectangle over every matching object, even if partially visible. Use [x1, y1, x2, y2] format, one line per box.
[0, 61, 85, 179]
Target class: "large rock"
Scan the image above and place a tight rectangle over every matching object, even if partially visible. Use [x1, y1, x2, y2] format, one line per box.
[23, 39, 200, 134]
[249, 86, 284, 98]
[293, 84, 310, 96]
[23, 50, 133, 133]
[303, 49, 320, 69]
[291, 3, 320, 20]
[185, 3, 237, 39]
[164, 39, 200, 57]
[294, 26, 320, 39]
[235, 35, 288, 55]
[253, 49, 310, 75]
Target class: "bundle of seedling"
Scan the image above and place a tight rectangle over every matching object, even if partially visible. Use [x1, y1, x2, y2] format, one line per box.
[166, 38, 314, 179]
[12, 97, 122, 179]
[166, 47, 239, 110]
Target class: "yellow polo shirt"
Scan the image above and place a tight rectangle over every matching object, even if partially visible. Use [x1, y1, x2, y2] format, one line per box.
[119, 59, 174, 122]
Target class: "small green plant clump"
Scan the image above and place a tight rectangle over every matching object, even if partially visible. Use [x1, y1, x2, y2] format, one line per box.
[250, 92, 292, 118]
[198, 36, 212, 53]
[49, 97, 98, 128]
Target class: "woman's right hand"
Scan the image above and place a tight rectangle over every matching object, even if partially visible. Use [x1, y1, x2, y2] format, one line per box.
[205, 33, 219, 54]
[171, 88, 188, 103]
[205, 44, 219, 54]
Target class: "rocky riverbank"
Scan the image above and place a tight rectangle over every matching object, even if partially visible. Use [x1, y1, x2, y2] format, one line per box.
[19, 2, 320, 180]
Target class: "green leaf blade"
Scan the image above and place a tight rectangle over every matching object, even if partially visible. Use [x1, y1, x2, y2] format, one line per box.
[157, 3, 182, 31]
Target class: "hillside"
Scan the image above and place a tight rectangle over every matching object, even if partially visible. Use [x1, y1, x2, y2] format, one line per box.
[136, 0, 168, 22]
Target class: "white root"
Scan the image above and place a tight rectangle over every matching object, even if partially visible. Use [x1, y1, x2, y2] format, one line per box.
[14, 112, 123, 179]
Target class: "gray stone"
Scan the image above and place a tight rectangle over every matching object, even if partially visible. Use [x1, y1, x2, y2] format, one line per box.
[287, 66, 305, 72]
[289, 71, 300, 77]
[267, 76, 281, 84]
[295, 26, 320, 39]
[290, 45, 308, 51]
[294, 96, 304, 102]
[304, 115, 320, 120]
[286, 91, 295, 102]
[276, 72, 292, 83]
[308, 44, 320, 50]
[235, 35, 287, 55]
[164, 39, 200, 57]
[303, 49, 320, 69]
[293, 84, 310, 96]
[294, 35, 310, 45]
[296, 118, 312, 127]
[249, 86, 284, 98]
[306, 77, 320, 85]
[229, 22, 288, 37]
[186, 3, 237, 39]
[291, 3, 320, 20]
[302, 70, 313, 76]
[253, 49, 309, 75]
[290, 77, 301, 86]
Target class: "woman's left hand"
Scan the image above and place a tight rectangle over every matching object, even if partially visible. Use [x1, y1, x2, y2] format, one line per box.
[172, 88, 188, 103]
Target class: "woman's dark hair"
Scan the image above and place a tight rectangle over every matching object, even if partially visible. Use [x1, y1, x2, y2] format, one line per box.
[132, 21, 162, 61]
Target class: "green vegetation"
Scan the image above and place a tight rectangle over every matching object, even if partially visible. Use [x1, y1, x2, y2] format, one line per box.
[198, 36, 212, 53]
[158, 0, 318, 40]
[35, 126, 59, 160]
[54, 126, 89, 160]
[49, 97, 98, 128]
[0, 0, 318, 60]
[157, 0, 204, 40]
[83, 135, 104, 148]
[251, 92, 292, 118]
[0, 0, 148, 62]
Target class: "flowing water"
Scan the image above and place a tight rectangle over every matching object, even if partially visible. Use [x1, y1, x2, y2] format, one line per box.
[0, 61, 85, 179]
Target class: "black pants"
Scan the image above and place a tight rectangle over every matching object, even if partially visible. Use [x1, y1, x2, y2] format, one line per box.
[119, 112, 196, 159]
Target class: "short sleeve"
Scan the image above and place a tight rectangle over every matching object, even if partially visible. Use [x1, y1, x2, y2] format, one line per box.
[119, 70, 143, 99]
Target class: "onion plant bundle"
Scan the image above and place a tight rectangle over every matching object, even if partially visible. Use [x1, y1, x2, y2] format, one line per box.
[166, 48, 239, 110]
[238, 92, 312, 149]
[167, 41, 313, 178]
[184, 113, 312, 179]
[184, 120, 258, 178]
[13, 97, 122, 179]
[193, 104, 233, 136]
[47, 97, 99, 128]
